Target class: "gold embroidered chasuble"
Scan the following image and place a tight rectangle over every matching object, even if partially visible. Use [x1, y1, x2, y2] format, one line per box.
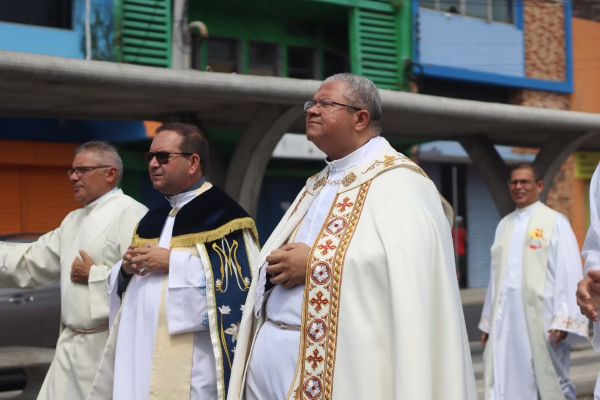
[229, 140, 476, 400]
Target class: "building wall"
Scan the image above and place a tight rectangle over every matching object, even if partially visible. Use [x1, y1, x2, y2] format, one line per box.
[466, 165, 501, 288]
[509, 1, 574, 226]
[511, 15, 600, 247]
[570, 18, 600, 246]
[416, 3, 574, 287]
[511, 1, 570, 105]
[0, 0, 115, 60]
[0, 0, 151, 214]
[523, 0, 567, 82]
[421, 160, 501, 288]
[0, 22, 83, 58]
[0, 141, 79, 235]
[571, 18, 600, 114]
[416, 2, 572, 93]
[418, 8, 525, 78]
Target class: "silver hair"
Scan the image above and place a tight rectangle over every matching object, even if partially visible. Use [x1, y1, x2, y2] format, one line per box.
[323, 73, 382, 133]
[75, 141, 123, 185]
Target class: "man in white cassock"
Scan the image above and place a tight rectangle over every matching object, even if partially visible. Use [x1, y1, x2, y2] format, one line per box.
[576, 162, 600, 399]
[89, 123, 259, 400]
[227, 74, 476, 400]
[480, 163, 588, 400]
[0, 141, 147, 399]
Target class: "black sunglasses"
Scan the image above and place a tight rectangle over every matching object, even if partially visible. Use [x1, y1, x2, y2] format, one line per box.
[144, 151, 194, 164]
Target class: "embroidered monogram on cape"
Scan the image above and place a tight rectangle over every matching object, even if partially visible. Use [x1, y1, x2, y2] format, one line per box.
[204, 229, 254, 400]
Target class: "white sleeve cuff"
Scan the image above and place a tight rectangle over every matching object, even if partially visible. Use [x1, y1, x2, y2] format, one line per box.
[168, 251, 206, 288]
[549, 313, 589, 339]
[88, 264, 111, 320]
[166, 251, 208, 334]
[478, 317, 490, 334]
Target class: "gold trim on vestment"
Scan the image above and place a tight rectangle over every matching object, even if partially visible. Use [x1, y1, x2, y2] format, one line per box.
[242, 230, 258, 280]
[198, 242, 228, 400]
[149, 278, 194, 400]
[361, 154, 428, 179]
[290, 191, 310, 218]
[306, 153, 428, 197]
[313, 177, 326, 191]
[131, 217, 258, 248]
[64, 322, 108, 335]
[295, 181, 371, 400]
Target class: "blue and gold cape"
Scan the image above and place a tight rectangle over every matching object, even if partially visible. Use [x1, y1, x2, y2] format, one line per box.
[130, 185, 258, 399]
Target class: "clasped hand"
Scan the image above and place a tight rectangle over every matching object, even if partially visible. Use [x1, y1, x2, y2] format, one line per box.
[70, 250, 95, 284]
[577, 270, 600, 321]
[547, 329, 568, 345]
[122, 245, 170, 276]
[266, 242, 310, 289]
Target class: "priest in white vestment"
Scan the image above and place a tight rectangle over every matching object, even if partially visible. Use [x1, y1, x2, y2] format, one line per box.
[88, 123, 259, 400]
[480, 163, 588, 400]
[228, 74, 477, 400]
[0, 142, 147, 400]
[577, 162, 600, 399]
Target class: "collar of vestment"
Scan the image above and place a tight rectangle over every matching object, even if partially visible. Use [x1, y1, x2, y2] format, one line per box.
[164, 176, 207, 210]
[83, 187, 121, 212]
[306, 136, 427, 196]
[513, 200, 542, 218]
[324, 136, 378, 174]
[132, 184, 257, 248]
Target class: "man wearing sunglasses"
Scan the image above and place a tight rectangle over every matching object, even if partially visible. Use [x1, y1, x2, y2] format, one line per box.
[0, 141, 147, 400]
[229, 74, 476, 400]
[89, 123, 259, 400]
[479, 163, 587, 400]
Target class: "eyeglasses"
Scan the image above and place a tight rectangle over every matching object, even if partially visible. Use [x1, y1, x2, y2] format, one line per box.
[303, 99, 362, 113]
[144, 151, 194, 165]
[67, 165, 111, 177]
[508, 179, 537, 187]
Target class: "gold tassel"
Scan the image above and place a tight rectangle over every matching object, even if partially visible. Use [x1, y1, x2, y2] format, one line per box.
[131, 217, 258, 248]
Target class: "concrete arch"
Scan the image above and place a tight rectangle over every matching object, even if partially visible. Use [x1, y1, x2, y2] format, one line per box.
[460, 131, 599, 217]
[459, 135, 513, 216]
[535, 131, 599, 201]
[225, 105, 303, 216]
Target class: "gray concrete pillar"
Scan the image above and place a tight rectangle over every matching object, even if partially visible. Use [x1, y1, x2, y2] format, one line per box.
[535, 131, 599, 201]
[459, 135, 513, 217]
[171, 0, 191, 70]
[225, 105, 303, 216]
[461, 131, 599, 217]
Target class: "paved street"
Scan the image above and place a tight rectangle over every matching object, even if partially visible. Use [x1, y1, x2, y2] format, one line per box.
[1, 344, 598, 399]
[471, 341, 600, 399]
[2, 290, 599, 399]
[462, 288, 600, 399]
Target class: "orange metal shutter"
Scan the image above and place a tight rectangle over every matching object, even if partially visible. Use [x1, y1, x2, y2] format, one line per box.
[21, 167, 78, 233]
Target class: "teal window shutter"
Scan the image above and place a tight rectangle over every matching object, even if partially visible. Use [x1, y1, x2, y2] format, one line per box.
[115, 0, 172, 67]
[350, 0, 408, 90]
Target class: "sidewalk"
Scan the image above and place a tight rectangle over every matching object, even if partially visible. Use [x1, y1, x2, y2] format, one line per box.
[471, 341, 600, 398]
